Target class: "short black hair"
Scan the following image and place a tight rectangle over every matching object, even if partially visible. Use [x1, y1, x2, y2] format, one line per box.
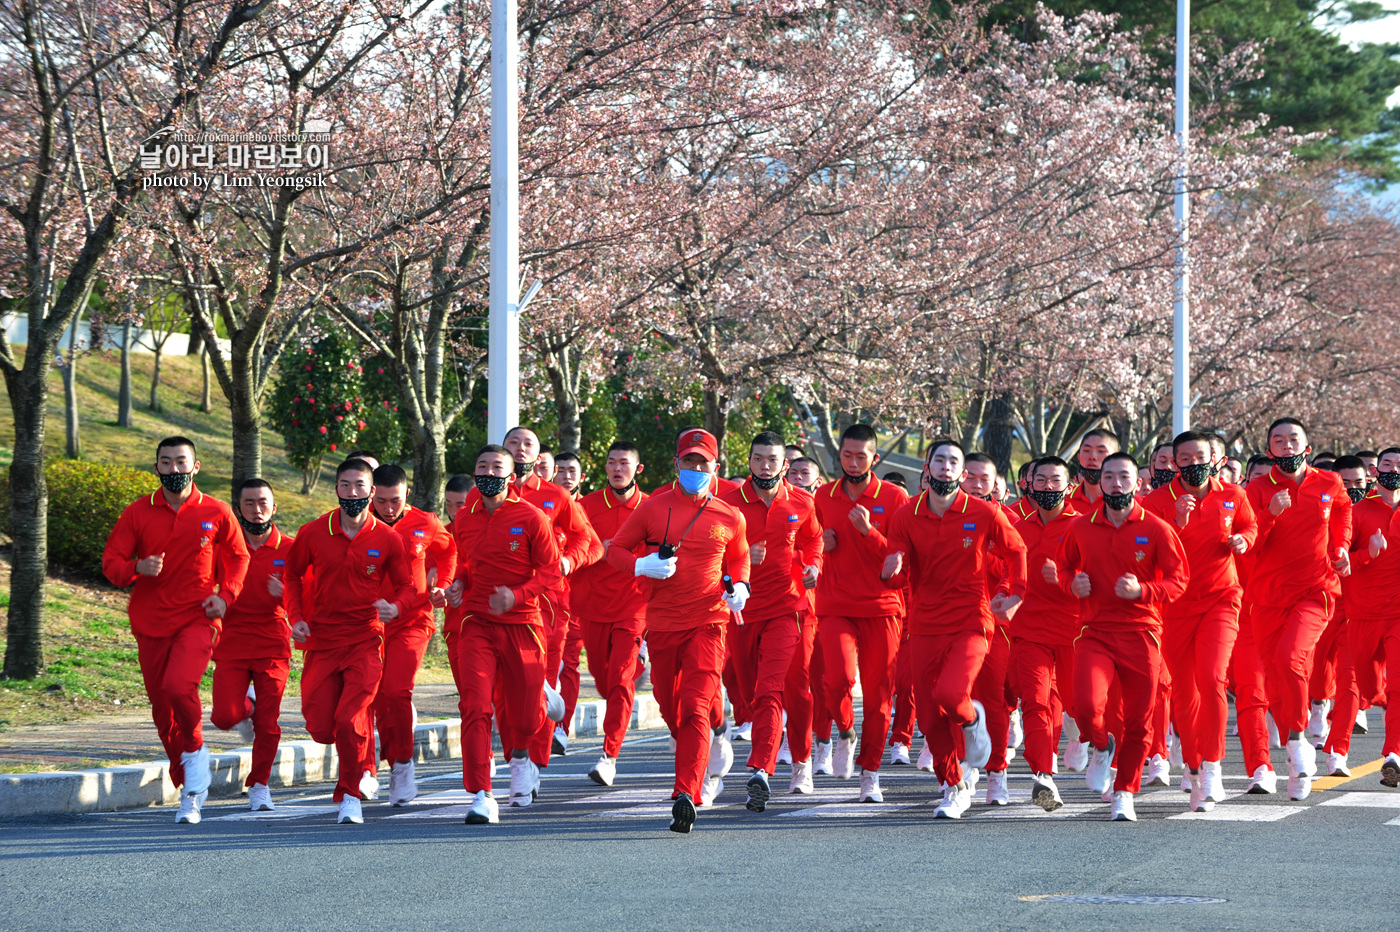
[839, 423, 878, 447]
[1171, 430, 1215, 454]
[1102, 451, 1138, 471]
[750, 430, 785, 453]
[925, 437, 965, 462]
[337, 458, 374, 480]
[1151, 442, 1174, 458]
[344, 449, 377, 462]
[476, 443, 512, 460]
[1081, 428, 1120, 448]
[555, 451, 580, 466]
[537, 443, 553, 456]
[790, 456, 818, 469]
[1266, 417, 1306, 441]
[1313, 460, 1337, 472]
[1378, 447, 1400, 461]
[965, 452, 996, 470]
[504, 426, 537, 443]
[1033, 455, 1070, 479]
[237, 478, 272, 496]
[156, 435, 197, 459]
[785, 445, 805, 456]
[883, 471, 908, 489]
[372, 463, 408, 488]
[1245, 454, 1272, 475]
[445, 474, 474, 494]
[1017, 461, 1033, 480]
[608, 440, 640, 457]
[1333, 455, 1366, 473]
[1355, 450, 1379, 460]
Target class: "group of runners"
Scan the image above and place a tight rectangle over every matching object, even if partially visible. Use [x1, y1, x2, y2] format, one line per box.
[100, 415, 1400, 831]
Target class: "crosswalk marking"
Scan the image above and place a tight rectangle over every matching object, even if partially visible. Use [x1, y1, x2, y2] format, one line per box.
[778, 802, 920, 818]
[1167, 805, 1304, 822]
[1317, 792, 1400, 808]
[205, 805, 340, 822]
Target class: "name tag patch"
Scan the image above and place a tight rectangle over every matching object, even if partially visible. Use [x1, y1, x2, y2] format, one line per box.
[963, 523, 977, 530]
[1135, 536, 1149, 545]
[510, 526, 524, 535]
[413, 529, 425, 537]
[1223, 502, 1235, 509]
[201, 522, 214, 530]
[787, 514, 800, 523]
[367, 549, 381, 557]
[543, 501, 556, 510]
[872, 506, 885, 514]
[272, 559, 285, 567]
[1320, 494, 1332, 502]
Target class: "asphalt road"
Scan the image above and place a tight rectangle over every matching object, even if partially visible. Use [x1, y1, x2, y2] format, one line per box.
[2, 723, 1397, 931]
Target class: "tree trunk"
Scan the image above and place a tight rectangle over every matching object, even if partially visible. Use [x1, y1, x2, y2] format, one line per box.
[229, 361, 263, 498]
[703, 387, 729, 473]
[62, 311, 82, 459]
[301, 457, 322, 495]
[3, 364, 49, 679]
[148, 345, 163, 412]
[117, 323, 133, 428]
[544, 343, 582, 455]
[200, 343, 212, 413]
[409, 420, 448, 514]
[984, 391, 1015, 475]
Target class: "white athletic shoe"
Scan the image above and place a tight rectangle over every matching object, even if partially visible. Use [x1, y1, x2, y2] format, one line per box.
[1146, 754, 1171, 787]
[1064, 740, 1090, 774]
[1246, 765, 1278, 795]
[1288, 738, 1318, 778]
[248, 783, 274, 812]
[708, 731, 735, 778]
[358, 769, 380, 801]
[1380, 753, 1400, 788]
[1288, 773, 1313, 800]
[588, 755, 616, 787]
[777, 733, 792, 765]
[1355, 709, 1369, 734]
[180, 745, 212, 796]
[962, 766, 981, 796]
[790, 759, 815, 794]
[175, 791, 206, 824]
[1189, 773, 1214, 812]
[961, 700, 992, 769]
[1051, 751, 1059, 775]
[1201, 760, 1226, 802]
[1085, 735, 1116, 796]
[668, 735, 678, 754]
[543, 679, 566, 723]
[736, 721, 753, 741]
[465, 790, 499, 824]
[552, 725, 569, 756]
[1031, 773, 1062, 812]
[890, 742, 911, 766]
[1167, 729, 1183, 771]
[932, 780, 971, 819]
[1008, 707, 1024, 749]
[389, 760, 417, 806]
[813, 741, 834, 775]
[834, 734, 857, 779]
[986, 770, 1009, 806]
[232, 717, 256, 744]
[1306, 699, 1330, 745]
[1180, 770, 1193, 793]
[1266, 710, 1282, 749]
[858, 770, 883, 803]
[701, 774, 724, 806]
[746, 769, 772, 812]
[916, 740, 935, 773]
[1325, 751, 1350, 777]
[1101, 770, 1117, 803]
[1111, 791, 1137, 822]
[508, 756, 540, 807]
[337, 796, 363, 824]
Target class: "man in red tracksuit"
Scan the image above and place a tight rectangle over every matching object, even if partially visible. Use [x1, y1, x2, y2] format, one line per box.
[572, 441, 651, 787]
[369, 463, 455, 806]
[445, 444, 562, 824]
[210, 478, 293, 813]
[812, 424, 909, 783]
[882, 439, 1027, 820]
[722, 431, 822, 812]
[1245, 417, 1352, 800]
[1142, 430, 1257, 812]
[1067, 428, 1119, 513]
[441, 474, 475, 694]
[1048, 451, 1189, 822]
[102, 436, 249, 825]
[607, 428, 750, 833]
[284, 458, 415, 825]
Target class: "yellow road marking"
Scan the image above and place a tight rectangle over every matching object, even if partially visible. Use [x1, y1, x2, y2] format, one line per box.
[1314, 756, 1384, 791]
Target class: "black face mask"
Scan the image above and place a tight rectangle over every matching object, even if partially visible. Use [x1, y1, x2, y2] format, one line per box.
[1209, 463, 1220, 477]
[475, 474, 509, 497]
[1102, 491, 1136, 511]
[1378, 471, 1400, 491]
[237, 513, 274, 536]
[339, 496, 371, 517]
[1272, 453, 1306, 473]
[1151, 468, 1176, 489]
[842, 469, 870, 484]
[1178, 463, 1212, 487]
[927, 477, 960, 496]
[1029, 488, 1065, 511]
[1346, 487, 1366, 504]
[611, 479, 637, 496]
[752, 474, 782, 491]
[159, 471, 194, 494]
[514, 459, 535, 479]
[1078, 466, 1102, 485]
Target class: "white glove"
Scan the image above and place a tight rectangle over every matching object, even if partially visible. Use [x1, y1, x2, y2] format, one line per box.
[723, 581, 750, 613]
[635, 553, 678, 580]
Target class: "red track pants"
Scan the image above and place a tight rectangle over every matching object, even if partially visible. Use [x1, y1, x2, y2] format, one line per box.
[302, 640, 383, 801]
[732, 612, 802, 775]
[890, 636, 917, 747]
[559, 615, 585, 736]
[1231, 607, 1273, 775]
[722, 621, 750, 728]
[135, 622, 217, 788]
[211, 655, 290, 787]
[972, 626, 1012, 772]
[582, 618, 645, 759]
[1308, 600, 1346, 703]
[649, 624, 726, 801]
[373, 623, 433, 765]
[1011, 637, 1075, 775]
[1323, 617, 1390, 756]
[810, 634, 833, 745]
[1253, 597, 1332, 735]
[1075, 627, 1160, 794]
[818, 614, 901, 772]
[782, 613, 820, 763]
[1163, 594, 1240, 769]
[911, 629, 988, 787]
[456, 620, 546, 794]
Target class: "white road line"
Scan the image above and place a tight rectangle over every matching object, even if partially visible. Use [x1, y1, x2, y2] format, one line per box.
[778, 802, 921, 818]
[1317, 792, 1400, 808]
[1167, 806, 1304, 822]
[968, 803, 1109, 820]
[594, 803, 734, 818]
[205, 806, 340, 822]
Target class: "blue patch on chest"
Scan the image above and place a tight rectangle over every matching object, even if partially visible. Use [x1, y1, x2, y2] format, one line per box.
[367, 549, 381, 557]
[963, 522, 977, 531]
[542, 501, 556, 510]
[1135, 536, 1149, 545]
[272, 559, 285, 567]
[509, 526, 524, 535]
[872, 506, 885, 514]
[201, 521, 214, 530]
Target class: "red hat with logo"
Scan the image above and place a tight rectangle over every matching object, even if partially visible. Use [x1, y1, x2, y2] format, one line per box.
[676, 428, 719, 461]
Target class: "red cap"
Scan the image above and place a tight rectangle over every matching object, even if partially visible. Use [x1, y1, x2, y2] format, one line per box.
[676, 429, 719, 462]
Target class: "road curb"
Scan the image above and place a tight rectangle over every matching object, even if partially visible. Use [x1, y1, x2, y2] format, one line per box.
[0, 691, 665, 818]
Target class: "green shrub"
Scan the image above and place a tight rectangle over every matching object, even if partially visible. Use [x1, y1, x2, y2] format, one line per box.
[0, 460, 161, 579]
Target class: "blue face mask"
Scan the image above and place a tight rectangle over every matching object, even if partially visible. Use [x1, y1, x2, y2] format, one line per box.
[677, 468, 711, 495]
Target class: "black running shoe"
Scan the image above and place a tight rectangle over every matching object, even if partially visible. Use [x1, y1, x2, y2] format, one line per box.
[669, 793, 697, 833]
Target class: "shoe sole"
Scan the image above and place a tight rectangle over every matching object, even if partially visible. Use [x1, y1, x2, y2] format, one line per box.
[1146, 777, 1169, 787]
[1111, 814, 1137, 822]
[1380, 761, 1400, 788]
[1031, 786, 1062, 812]
[587, 770, 612, 787]
[932, 809, 962, 820]
[890, 759, 909, 766]
[1331, 769, 1351, 778]
[1246, 784, 1274, 795]
[669, 795, 697, 834]
[465, 810, 497, 824]
[552, 738, 567, 756]
[745, 776, 770, 812]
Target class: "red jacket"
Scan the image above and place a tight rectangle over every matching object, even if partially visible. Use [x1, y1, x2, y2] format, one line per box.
[284, 510, 415, 650]
[380, 506, 455, 632]
[1008, 496, 1036, 521]
[884, 490, 1027, 637]
[812, 476, 909, 619]
[1345, 492, 1400, 622]
[216, 526, 294, 661]
[102, 485, 250, 638]
[515, 474, 604, 577]
[1011, 505, 1082, 646]
[451, 492, 561, 626]
[1141, 476, 1257, 616]
[721, 478, 823, 620]
[571, 486, 650, 626]
[606, 488, 750, 631]
[1245, 465, 1352, 608]
[661, 475, 743, 497]
[1054, 501, 1190, 634]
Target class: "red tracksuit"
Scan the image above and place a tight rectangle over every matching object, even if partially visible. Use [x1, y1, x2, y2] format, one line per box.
[285, 511, 414, 802]
[885, 490, 1027, 788]
[573, 486, 651, 759]
[450, 491, 561, 794]
[1245, 465, 1352, 734]
[1142, 476, 1257, 769]
[372, 507, 455, 765]
[722, 478, 823, 775]
[1010, 504, 1082, 776]
[1055, 502, 1189, 793]
[785, 557, 823, 762]
[608, 488, 750, 802]
[211, 526, 294, 788]
[1231, 546, 1273, 775]
[813, 476, 909, 772]
[103, 486, 250, 787]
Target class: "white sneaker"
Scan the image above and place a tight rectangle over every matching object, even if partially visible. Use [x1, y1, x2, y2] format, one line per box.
[544, 679, 566, 723]
[175, 791, 206, 824]
[1380, 753, 1400, 787]
[834, 733, 857, 779]
[180, 745, 212, 796]
[701, 774, 724, 806]
[389, 760, 417, 806]
[667, 735, 678, 754]
[1246, 765, 1277, 795]
[1324, 751, 1350, 777]
[932, 780, 971, 819]
[1287, 738, 1318, 778]
[1062, 712, 1083, 748]
[358, 769, 380, 801]
[812, 741, 834, 775]
[746, 769, 772, 812]
[1266, 710, 1282, 748]
[963, 766, 981, 796]
[232, 717, 256, 744]
[588, 755, 617, 787]
[777, 733, 792, 765]
[1101, 769, 1117, 803]
[465, 790, 499, 824]
[1288, 773, 1313, 800]
[248, 783, 274, 812]
[961, 700, 992, 769]
[1111, 791, 1137, 822]
[736, 721, 753, 741]
[1085, 735, 1116, 796]
[1064, 740, 1090, 774]
[1008, 707, 1024, 749]
[790, 759, 815, 794]
[890, 742, 911, 766]
[508, 756, 540, 807]
[1189, 773, 1214, 812]
[1146, 754, 1171, 787]
[1355, 708, 1369, 734]
[858, 770, 883, 803]
[1030, 773, 1062, 812]
[986, 770, 1009, 806]
[707, 731, 735, 778]
[1307, 699, 1330, 745]
[337, 796, 363, 824]
[1167, 729, 1183, 771]
[552, 725, 569, 756]
[1051, 751, 1059, 775]
[1181, 770, 1193, 793]
[1201, 760, 1226, 802]
[916, 740, 935, 773]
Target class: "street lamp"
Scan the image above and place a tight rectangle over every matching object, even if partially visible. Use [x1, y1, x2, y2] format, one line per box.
[1172, 0, 1191, 436]
[488, 0, 520, 444]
